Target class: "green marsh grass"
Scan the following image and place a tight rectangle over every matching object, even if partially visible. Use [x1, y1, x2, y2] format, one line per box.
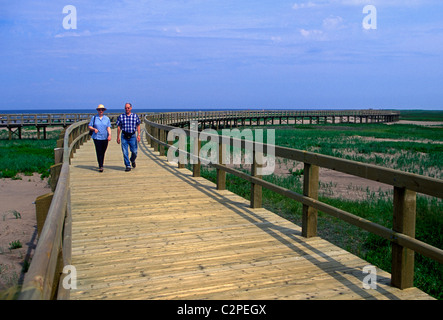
[8, 240, 22, 250]
[260, 123, 443, 179]
[399, 110, 443, 122]
[0, 132, 60, 179]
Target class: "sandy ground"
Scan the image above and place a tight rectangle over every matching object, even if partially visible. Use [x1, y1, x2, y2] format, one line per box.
[0, 173, 50, 293]
[393, 120, 443, 126]
[247, 160, 392, 200]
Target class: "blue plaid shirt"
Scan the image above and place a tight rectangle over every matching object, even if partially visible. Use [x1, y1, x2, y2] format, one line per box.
[116, 113, 141, 133]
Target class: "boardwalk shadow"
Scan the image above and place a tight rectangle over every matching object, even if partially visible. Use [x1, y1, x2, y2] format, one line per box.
[73, 165, 97, 171]
[18, 226, 38, 287]
[138, 134, 398, 300]
[74, 164, 126, 172]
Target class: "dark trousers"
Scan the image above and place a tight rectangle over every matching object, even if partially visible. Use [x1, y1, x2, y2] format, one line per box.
[93, 139, 109, 168]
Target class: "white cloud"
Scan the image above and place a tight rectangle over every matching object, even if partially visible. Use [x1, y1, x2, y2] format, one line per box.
[292, 2, 318, 10]
[54, 30, 92, 38]
[332, 0, 427, 7]
[322, 16, 344, 29]
[293, 0, 428, 8]
[337, 0, 372, 5]
[299, 28, 324, 39]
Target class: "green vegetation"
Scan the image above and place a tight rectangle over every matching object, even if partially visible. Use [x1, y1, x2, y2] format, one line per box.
[260, 123, 443, 179]
[8, 241, 22, 250]
[0, 137, 59, 179]
[2, 210, 21, 221]
[399, 110, 443, 122]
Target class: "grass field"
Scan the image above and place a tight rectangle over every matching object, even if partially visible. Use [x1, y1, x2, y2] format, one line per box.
[267, 123, 443, 179]
[399, 110, 443, 121]
[0, 127, 61, 179]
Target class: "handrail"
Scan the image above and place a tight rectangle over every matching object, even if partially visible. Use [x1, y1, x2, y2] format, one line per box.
[144, 112, 442, 290]
[0, 113, 150, 127]
[18, 120, 90, 300]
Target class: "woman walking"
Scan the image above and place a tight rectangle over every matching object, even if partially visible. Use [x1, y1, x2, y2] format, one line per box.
[89, 104, 112, 172]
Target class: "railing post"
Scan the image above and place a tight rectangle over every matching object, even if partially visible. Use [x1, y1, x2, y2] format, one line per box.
[251, 151, 263, 208]
[216, 141, 226, 190]
[35, 193, 54, 237]
[167, 136, 174, 162]
[147, 124, 153, 147]
[50, 163, 63, 192]
[193, 139, 201, 177]
[178, 131, 186, 169]
[302, 163, 319, 238]
[391, 187, 416, 289]
[154, 127, 159, 153]
[54, 147, 63, 165]
[190, 121, 201, 177]
[146, 123, 152, 146]
[159, 129, 165, 157]
[48, 147, 64, 191]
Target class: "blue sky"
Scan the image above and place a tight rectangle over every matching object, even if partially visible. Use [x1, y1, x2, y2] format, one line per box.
[0, 0, 442, 111]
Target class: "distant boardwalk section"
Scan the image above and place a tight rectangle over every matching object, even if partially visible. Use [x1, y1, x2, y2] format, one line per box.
[149, 109, 400, 129]
[0, 110, 398, 139]
[0, 113, 132, 140]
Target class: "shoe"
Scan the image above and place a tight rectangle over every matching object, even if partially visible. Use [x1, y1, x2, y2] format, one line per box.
[131, 161, 136, 168]
[125, 166, 131, 172]
[99, 167, 104, 172]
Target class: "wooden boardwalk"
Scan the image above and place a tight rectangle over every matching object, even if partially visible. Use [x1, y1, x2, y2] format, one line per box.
[68, 129, 432, 300]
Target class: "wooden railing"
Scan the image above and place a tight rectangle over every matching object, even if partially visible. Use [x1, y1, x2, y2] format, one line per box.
[0, 110, 397, 128]
[0, 110, 395, 139]
[0, 113, 92, 126]
[0, 113, 149, 140]
[18, 120, 90, 300]
[0, 113, 150, 127]
[144, 112, 442, 290]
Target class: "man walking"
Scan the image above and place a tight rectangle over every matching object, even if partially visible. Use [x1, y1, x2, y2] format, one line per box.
[116, 103, 141, 172]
